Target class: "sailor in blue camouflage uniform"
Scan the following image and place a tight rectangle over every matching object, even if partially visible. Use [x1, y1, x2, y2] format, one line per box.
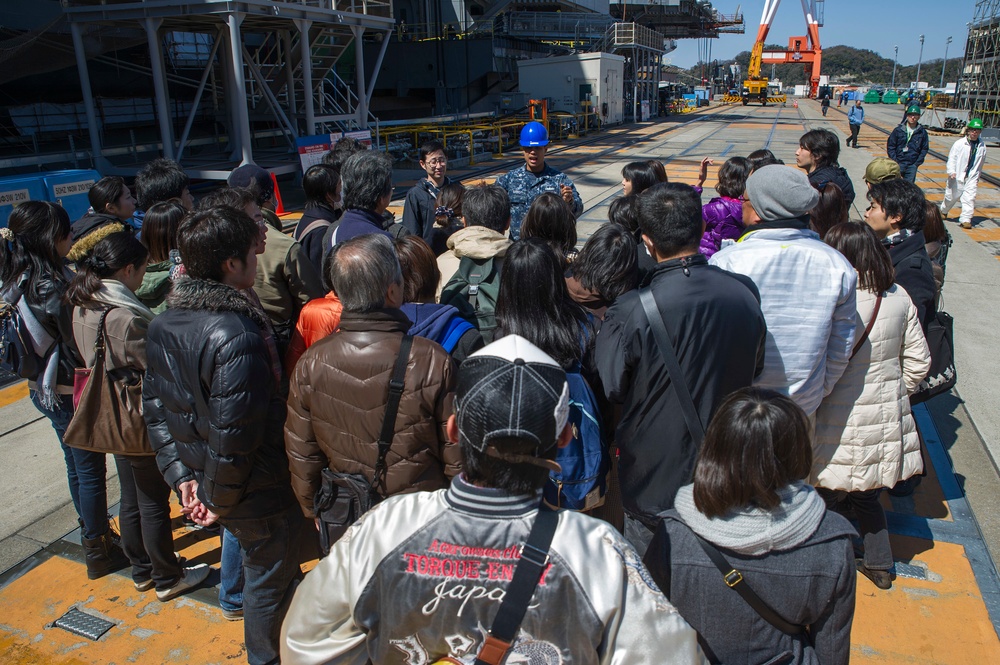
[496, 121, 583, 240]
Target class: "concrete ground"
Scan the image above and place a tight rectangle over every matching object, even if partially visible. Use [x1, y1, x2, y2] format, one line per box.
[1, 101, 999, 663]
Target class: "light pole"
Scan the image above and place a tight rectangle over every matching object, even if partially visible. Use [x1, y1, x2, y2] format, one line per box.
[916, 34, 926, 85]
[941, 36, 953, 89]
[892, 45, 899, 88]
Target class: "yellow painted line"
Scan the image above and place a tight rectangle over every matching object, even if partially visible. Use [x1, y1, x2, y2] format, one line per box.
[0, 556, 245, 664]
[851, 535, 1000, 664]
[0, 381, 27, 408]
[964, 227, 1000, 242]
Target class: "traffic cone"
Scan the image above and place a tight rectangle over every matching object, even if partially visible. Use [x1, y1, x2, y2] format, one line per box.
[270, 171, 286, 215]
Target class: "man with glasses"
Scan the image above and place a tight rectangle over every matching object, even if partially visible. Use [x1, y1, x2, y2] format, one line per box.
[941, 118, 987, 229]
[496, 121, 583, 240]
[332, 150, 397, 244]
[402, 140, 452, 247]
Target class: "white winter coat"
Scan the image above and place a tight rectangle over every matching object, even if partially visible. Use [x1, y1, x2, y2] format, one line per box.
[812, 285, 931, 492]
[710, 226, 858, 416]
[946, 136, 986, 184]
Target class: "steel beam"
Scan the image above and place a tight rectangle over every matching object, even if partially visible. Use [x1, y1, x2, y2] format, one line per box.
[69, 23, 110, 171]
[296, 19, 316, 137]
[144, 17, 175, 160]
[352, 25, 368, 128]
[226, 13, 254, 165]
[176, 32, 224, 164]
[366, 29, 392, 108]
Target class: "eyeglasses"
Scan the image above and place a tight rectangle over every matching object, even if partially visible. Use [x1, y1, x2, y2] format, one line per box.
[425, 158, 447, 166]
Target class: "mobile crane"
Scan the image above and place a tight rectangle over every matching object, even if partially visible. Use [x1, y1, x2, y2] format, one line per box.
[726, 0, 825, 105]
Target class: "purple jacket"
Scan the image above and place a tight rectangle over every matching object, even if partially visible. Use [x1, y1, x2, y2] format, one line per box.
[700, 196, 744, 258]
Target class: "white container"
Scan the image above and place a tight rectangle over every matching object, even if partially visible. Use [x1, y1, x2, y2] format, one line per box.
[517, 52, 626, 125]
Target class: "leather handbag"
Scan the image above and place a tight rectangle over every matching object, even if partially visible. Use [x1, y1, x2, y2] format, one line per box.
[64, 307, 152, 456]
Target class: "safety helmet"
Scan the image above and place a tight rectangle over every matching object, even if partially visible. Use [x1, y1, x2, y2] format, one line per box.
[519, 121, 549, 147]
[968, 118, 984, 129]
[906, 105, 921, 115]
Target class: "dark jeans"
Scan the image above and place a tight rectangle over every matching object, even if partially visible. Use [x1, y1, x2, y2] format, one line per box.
[900, 163, 918, 183]
[113, 454, 181, 590]
[219, 528, 244, 612]
[221, 503, 305, 665]
[30, 391, 108, 540]
[848, 123, 862, 146]
[822, 105, 829, 116]
[817, 487, 893, 571]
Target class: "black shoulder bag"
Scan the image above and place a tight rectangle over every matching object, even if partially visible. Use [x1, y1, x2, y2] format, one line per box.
[473, 504, 559, 665]
[693, 534, 809, 639]
[638, 287, 705, 444]
[314, 334, 413, 556]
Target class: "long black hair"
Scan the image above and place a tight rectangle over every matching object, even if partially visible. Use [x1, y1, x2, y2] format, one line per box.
[520, 192, 578, 261]
[622, 161, 662, 195]
[495, 238, 592, 369]
[66, 232, 149, 306]
[0, 201, 71, 303]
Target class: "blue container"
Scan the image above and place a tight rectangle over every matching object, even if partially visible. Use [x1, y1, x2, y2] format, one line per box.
[43, 169, 101, 222]
[0, 175, 48, 228]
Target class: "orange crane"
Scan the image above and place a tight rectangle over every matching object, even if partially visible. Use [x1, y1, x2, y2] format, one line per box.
[739, 0, 824, 105]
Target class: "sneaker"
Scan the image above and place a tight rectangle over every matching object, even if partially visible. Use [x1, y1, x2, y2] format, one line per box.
[960, 221, 972, 229]
[856, 559, 894, 590]
[156, 564, 211, 602]
[134, 579, 155, 592]
[221, 608, 244, 621]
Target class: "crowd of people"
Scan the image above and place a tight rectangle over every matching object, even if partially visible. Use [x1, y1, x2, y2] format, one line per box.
[0, 111, 969, 664]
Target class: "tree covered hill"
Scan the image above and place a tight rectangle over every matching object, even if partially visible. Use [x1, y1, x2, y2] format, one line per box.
[684, 44, 964, 88]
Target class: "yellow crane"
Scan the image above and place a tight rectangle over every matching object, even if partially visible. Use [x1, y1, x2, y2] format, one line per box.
[726, 0, 825, 105]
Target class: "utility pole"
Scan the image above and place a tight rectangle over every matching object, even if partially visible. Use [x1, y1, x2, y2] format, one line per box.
[892, 45, 899, 88]
[916, 34, 925, 84]
[941, 36, 953, 88]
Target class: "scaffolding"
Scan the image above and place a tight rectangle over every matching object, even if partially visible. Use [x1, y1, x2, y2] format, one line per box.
[62, 0, 394, 178]
[957, 1, 1000, 127]
[595, 22, 668, 121]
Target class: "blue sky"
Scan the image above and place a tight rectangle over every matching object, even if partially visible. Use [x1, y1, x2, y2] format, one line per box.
[668, 0, 979, 74]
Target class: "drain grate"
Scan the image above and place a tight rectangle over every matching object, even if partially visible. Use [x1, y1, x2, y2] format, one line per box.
[895, 562, 930, 581]
[53, 608, 115, 641]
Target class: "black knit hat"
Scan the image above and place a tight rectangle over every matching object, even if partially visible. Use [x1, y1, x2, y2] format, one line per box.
[455, 335, 569, 471]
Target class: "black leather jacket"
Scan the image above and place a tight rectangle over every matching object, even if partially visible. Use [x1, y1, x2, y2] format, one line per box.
[142, 278, 294, 520]
[8, 267, 81, 387]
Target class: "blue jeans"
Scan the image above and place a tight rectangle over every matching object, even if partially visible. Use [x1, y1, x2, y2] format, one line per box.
[221, 504, 305, 665]
[900, 163, 918, 183]
[219, 528, 244, 612]
[31, 391, 108, 540]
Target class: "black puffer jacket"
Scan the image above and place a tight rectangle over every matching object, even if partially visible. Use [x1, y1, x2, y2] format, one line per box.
[889, 230, 937, 333]
[142, 278, 294, 520]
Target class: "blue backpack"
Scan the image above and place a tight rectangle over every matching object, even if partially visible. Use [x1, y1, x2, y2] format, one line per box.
[545, 370, 609, 511]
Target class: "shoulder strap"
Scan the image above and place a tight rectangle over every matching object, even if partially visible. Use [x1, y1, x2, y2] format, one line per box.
[693, 533, 808, 637]
[93, 307, 114, 364]
[850, 294, 882, 360]
[475, 505, 560, 665]
[299, 218, 331, 241]
[371, 334, 413, 496]
[638, 287, 705, 445]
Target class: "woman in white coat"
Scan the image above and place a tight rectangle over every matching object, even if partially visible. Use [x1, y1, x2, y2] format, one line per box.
[813, 222, 931, 590]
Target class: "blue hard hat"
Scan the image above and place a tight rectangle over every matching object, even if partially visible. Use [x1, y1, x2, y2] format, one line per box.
[519, 121, 549, 147]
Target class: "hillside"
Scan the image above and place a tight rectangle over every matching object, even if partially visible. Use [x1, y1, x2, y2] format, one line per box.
[683, 44, 963, 88]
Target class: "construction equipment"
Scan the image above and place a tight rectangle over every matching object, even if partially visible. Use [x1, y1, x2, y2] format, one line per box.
[737, 0, 825, 105]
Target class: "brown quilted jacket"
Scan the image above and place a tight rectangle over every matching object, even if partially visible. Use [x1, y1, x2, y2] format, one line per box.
[284, 308, 459, 518]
